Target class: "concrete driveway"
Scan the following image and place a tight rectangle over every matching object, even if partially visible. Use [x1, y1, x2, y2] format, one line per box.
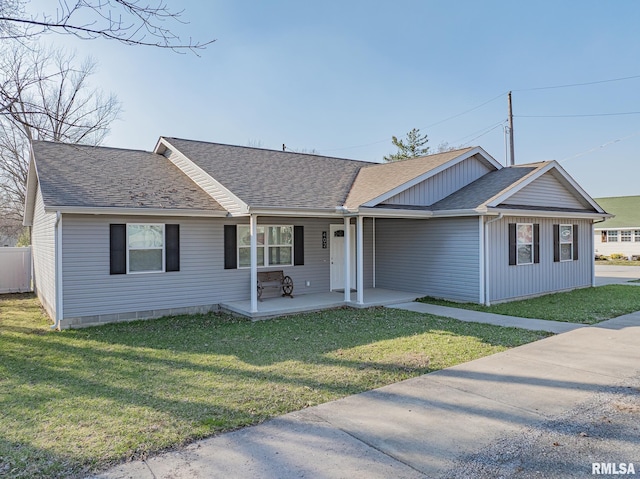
[92, 312, 640, 479]
[594, 264, 640, 286]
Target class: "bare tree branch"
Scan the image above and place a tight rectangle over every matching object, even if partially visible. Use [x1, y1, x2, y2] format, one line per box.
[0, 0, 215, 54]
[0, 41, 121, 228]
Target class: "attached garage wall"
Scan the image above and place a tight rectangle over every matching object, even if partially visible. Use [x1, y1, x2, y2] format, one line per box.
[375, 217, 480, 302]
[487, 216, 593, 303]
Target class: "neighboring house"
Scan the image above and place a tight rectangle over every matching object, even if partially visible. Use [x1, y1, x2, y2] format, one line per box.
[593, 196, 640, 259]
[23, 137, 610, 328]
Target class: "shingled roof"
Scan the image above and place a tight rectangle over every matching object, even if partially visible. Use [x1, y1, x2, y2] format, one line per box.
[429, 165, 537, 211]
[344, 147, 477, 209]
[32, 141, 225, 211]
[162, 137, 370, 209]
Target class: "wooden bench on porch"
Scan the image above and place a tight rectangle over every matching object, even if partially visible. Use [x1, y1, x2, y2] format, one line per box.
[257, 270, 294, 301]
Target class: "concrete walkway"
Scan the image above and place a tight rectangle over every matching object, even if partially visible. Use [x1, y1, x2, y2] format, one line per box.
[92, 309, 640, 479]
[387, 302, 585, 333]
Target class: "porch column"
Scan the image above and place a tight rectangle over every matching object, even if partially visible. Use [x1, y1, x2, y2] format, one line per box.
[356, 215, 364, 304]
[343, 216, 351, 303]
[250, 214, 258, 313]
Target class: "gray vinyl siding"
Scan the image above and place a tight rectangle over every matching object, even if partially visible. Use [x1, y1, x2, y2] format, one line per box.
[487, 216, 593, 303]
[382, 156, 492, 206]
[61, 215, 372, 321]
[501, 172, 588, 209]
[375, 217, 480, 302]
[31, 186, 57, 319]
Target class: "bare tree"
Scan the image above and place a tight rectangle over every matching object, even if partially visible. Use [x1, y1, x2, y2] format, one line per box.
[0, 42, 121, 232]
[0, 0, 214, 53]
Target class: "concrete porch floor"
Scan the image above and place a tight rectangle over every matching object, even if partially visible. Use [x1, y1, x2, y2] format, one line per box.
[219, 288, 422, 320]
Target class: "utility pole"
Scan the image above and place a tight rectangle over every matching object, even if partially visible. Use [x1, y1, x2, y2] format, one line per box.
[508, 91, 515, 166]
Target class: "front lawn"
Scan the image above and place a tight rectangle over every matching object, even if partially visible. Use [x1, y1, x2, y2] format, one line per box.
[418, 285, 640, 324]
[0, 294, 547, 479]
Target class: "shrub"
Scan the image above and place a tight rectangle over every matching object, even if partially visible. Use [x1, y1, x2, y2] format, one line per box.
[610, 253, 628, 260]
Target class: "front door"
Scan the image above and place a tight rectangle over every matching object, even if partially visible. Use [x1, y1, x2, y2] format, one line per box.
[330, 224, 356, 291]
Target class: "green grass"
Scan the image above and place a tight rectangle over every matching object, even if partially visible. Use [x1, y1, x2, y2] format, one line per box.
[418, 285, 640, 324]
[0, 294, 548, 478]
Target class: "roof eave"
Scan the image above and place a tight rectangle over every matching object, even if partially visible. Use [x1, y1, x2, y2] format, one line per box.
[356, 207, 434, 218]
[247, 206, 346, 218]
[489, 207, 613, 220]
[44, 206, 229, 217]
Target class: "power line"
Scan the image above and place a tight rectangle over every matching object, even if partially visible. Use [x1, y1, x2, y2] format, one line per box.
[460, 122, 506, 147]
[559, 130, 640, 163]
[517, 111, 640, 118]
[318, 91, 507, 153]
[513, 74, 640, 92]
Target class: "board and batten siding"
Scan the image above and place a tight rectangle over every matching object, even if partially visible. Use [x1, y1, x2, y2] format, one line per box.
[31, 186, 57, 319]
[374, 217, 480, 302]
[501, 172, 588, 209]
[382, 155, 492, 207]
[486, 216, 593, 303]
[61, 215, 372, 324]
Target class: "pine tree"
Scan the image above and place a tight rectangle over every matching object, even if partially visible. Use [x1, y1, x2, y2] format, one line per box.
[383, 128, 430, 162]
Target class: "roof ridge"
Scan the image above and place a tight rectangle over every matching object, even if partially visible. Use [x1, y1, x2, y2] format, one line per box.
[33, 140, 153, 155]
[163, 136, 375, 165]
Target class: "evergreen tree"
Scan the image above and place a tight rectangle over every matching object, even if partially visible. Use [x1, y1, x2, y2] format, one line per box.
[383, 128, 430, 162]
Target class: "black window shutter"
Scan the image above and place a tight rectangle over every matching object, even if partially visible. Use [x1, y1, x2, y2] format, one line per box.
[553, 224, 560, 262]
[165, 224, 180, 272]
[573, 224, 579, 261]
[110, 224, 126, 274]
[533, 224, 540, 264]
[294, 226, 304, 266]
[224, 225, 237, 269]
[508, 223, 517, 266]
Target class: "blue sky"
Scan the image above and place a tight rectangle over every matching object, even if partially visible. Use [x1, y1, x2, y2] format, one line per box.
[30, 0, 640, 198]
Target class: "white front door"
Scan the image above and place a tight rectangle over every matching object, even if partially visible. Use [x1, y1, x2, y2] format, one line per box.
[330, 224, 356, 291]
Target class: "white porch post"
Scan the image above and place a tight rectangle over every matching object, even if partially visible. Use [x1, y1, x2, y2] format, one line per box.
[250, 214, 258, 313]
[356, 215, 364, 304]
[344, 216, 351, 303]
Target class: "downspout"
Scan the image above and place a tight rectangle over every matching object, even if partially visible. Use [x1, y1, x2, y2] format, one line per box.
[52, 211, 63, 330]
[483, 213, 504, 306]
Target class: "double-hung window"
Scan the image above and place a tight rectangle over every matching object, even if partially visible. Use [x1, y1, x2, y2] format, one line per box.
[110, 223, 179, 275]
[128, 224, 164, 272]
[516, 223, 534, 265]
[558, 224, 573, 261]
[607, 230, 618, 242]
[237, 225, 293, 268]
[635, 231, 640, 242]
[621, 230, 632, 242]
[508, 223, 539, 266]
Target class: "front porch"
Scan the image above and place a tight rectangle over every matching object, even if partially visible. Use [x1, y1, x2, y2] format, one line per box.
[219, 288, 421, 320]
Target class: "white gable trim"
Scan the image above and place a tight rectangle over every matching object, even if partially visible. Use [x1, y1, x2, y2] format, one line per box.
[22, 152, 39, 226]
[361, 146, 502, 208]
[485, 161, 606, 213]
[155, 137, 249, 215]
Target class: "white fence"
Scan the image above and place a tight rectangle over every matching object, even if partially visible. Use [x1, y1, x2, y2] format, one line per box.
[0, 247, 32, 293]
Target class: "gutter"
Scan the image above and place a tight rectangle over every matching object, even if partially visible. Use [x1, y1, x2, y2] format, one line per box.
[44, 206, 228, 218]
[53, 211, 63, 330]
[483, 213, 504, 306]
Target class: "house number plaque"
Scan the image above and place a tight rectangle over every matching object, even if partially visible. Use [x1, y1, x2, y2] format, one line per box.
[322, 231, 327, 249]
